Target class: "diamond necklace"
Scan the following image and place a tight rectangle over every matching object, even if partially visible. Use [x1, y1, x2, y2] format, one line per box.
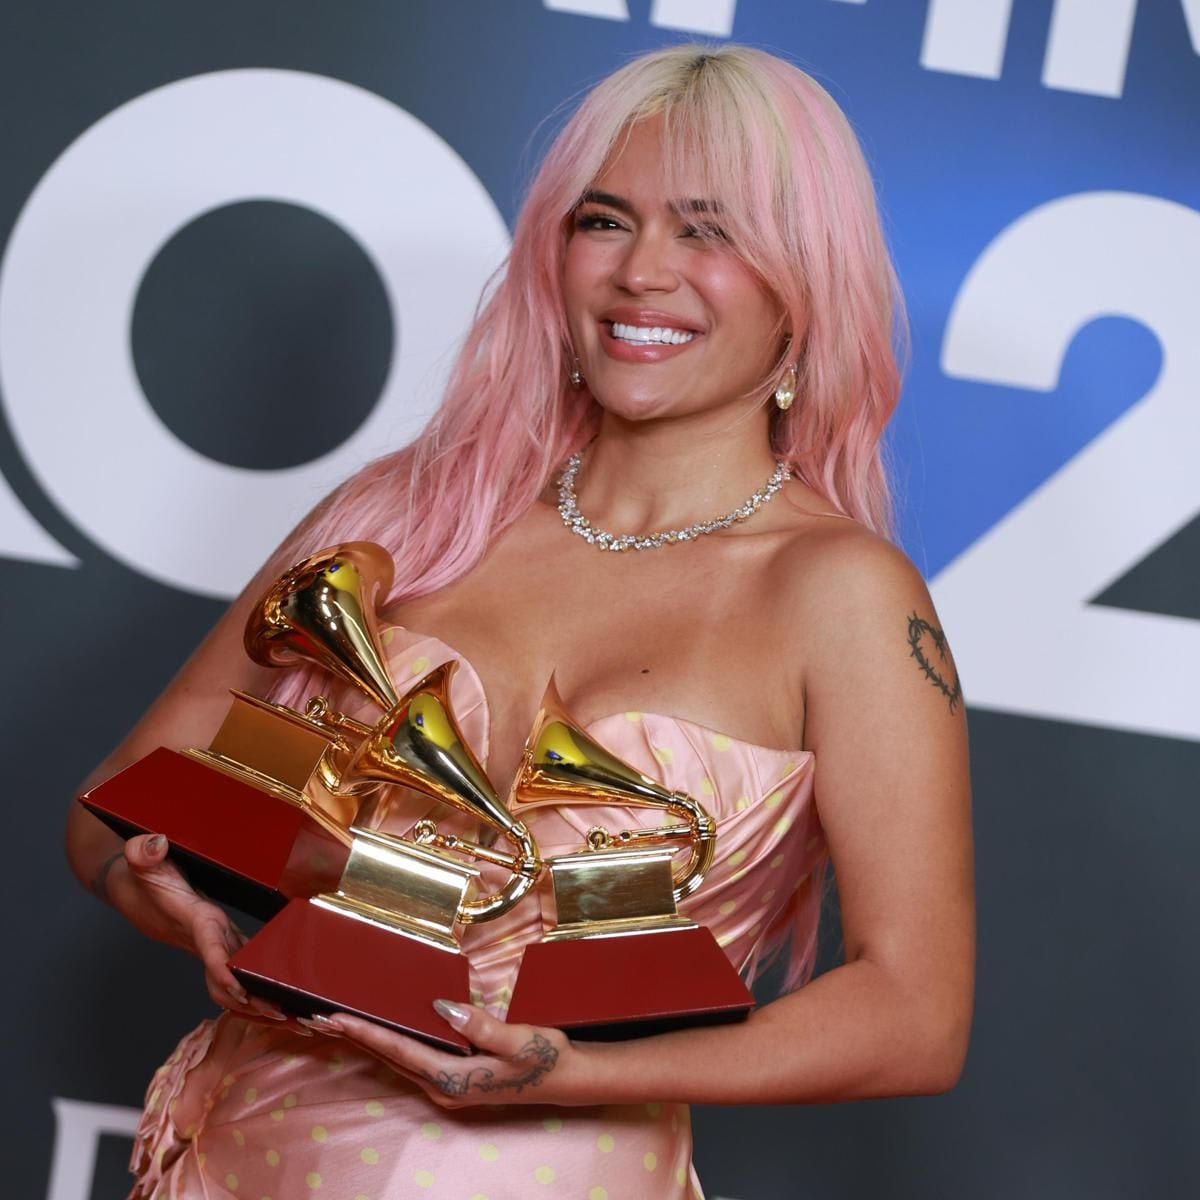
[557, 451, 790, 552]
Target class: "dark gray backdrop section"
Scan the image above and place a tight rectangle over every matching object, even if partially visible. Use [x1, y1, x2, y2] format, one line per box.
[2, 2, 1196, 1197]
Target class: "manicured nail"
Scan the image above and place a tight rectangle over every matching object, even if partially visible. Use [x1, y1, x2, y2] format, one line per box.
[433, 998, 471, 1030]
[299, 1014, 343, 1037]
[231, 984, 250, 1005]
[146, 834, 165, 853]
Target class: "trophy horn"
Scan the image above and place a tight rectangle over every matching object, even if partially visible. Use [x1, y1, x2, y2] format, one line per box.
[511, 677, 716, 902]
[343, 660, 540, 923]
[246, 542, 398, 712]
[243, 541, 540, 924]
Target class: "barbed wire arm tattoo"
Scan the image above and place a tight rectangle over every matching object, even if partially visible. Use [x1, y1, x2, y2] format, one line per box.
[421, 1033, 560, 1098]
[906, 611, 962, 714]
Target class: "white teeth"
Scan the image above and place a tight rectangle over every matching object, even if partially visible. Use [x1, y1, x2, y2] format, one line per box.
[610, 321, 696, 346]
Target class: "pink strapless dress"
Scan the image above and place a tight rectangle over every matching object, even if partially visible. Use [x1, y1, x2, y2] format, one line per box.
[130, 627, 827, 1200]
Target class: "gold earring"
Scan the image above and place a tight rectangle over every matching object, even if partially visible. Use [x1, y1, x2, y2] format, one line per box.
[774, 363, 797, 411]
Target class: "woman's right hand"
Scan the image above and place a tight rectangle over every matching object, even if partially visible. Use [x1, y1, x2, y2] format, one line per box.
[110, 832, 287, 1023]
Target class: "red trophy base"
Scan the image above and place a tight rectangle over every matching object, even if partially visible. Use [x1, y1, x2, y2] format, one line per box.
[229, 898, 473, 1054]
[506, 925, 755, 1041]
[79, 748, 350, 920]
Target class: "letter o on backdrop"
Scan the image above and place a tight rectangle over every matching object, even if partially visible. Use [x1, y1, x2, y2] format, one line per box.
[0, 69, 510, 598]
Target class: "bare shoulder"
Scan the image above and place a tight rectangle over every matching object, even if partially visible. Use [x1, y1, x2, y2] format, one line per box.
[770, 512, 929, 624]
[765, 514, 962, 719]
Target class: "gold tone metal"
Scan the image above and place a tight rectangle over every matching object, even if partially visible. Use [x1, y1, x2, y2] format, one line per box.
[240, 542, 542, 934]
[208, 691, 350, 792]
[342, 660, 540, 924]
[546, 845, 685, 931]
[246, 542, 398, 711]
[312, 826, 478, 952]
[511, 677, 716, 903]
[187, 690, 358, 835]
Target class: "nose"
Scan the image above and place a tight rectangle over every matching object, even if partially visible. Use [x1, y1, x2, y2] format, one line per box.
[611, 227, 677, 295]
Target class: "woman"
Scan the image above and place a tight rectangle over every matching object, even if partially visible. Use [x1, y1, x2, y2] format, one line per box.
[67, 44, 974, 1199]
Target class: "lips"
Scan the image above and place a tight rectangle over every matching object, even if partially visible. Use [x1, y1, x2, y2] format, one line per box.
[597, 308, 705, 363]
[601, 307, 704, 335]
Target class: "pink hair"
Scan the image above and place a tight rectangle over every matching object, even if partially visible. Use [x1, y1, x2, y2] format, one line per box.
[282, 43, 904, 597]
[271, 44, 906, 991]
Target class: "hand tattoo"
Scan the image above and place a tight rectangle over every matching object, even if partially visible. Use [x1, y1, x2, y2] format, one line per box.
[422, 1033, 559, 1098]
[906, 611, 962, 714]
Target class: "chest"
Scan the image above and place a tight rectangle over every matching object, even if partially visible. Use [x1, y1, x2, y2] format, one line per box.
[384, 507, 805, 789]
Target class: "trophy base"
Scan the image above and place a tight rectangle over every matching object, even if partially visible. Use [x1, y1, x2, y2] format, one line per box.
[506, 924, 755, 1041]
[79, 748, 350, 921]
[229, 898, 473, 1054]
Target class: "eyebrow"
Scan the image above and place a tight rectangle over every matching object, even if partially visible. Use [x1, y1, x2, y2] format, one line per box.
[578, 190, 722, 216]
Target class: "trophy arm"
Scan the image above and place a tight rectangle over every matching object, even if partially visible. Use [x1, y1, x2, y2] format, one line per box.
[457, 821, 542, 923]
[664, 792, 717, 903]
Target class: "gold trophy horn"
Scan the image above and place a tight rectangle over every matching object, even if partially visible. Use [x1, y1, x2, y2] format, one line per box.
[229, 543, 541, 1050]
[241, 542, 540, 922]
[246, 541, 397, 711]
[504, 677, 753, 1040]
[509, 676, 716, 903]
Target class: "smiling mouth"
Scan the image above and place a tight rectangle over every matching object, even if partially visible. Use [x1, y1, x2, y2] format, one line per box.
[607, 321, 697, 346]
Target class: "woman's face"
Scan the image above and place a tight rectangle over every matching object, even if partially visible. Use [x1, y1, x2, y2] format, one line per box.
[562, 116, 784, 426]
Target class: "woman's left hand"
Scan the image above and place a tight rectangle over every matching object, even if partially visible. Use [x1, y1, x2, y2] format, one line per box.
[315, 1001, 598, 1109]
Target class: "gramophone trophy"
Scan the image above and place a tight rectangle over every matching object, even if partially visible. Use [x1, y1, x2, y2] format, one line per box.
[228, 656, 542, 1053]
[505, 680, 755, 1040]
[76, 543, 404, 919]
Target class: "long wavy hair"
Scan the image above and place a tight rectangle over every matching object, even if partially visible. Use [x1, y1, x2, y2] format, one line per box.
[270, 45, 906, 991]
[279, 42, 904, 597]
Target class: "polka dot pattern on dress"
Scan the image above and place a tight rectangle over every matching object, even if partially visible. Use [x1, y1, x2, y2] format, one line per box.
[124, 633, 823, 1200]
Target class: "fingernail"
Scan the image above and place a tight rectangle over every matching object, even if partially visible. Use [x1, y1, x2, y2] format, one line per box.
[297, 1014, 342, 1036]
[231, 985, 250, 1006]
[146, 834, 165, 853]
[433, 998, 471, 1030]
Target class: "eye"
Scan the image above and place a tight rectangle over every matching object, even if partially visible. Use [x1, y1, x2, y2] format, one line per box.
[574, 211, 625, 233]
[680, 222, 729, 243]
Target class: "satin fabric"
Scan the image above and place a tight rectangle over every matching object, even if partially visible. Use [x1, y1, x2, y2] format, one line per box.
[130, 626, 826, 1200]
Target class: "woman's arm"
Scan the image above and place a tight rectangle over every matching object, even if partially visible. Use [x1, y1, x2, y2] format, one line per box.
[590, 534, 973, 1103]
[329, 530, 975, 1107]
[64, 555, 301, 1012]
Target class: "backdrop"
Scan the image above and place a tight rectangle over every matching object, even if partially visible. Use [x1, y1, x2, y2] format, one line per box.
[3, 2, 1197, 1197]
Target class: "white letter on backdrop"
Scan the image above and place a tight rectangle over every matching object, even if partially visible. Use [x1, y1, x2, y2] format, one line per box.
[921, 0, 1015, 79]
[0, 70, 510, 599]
[0, 472, 77, 568]
[543, 0, 629, 18]
[45, 1098, 139, 1200]
[1042, 0, 1139, 98]
[935, 192, 1200, 742]
[650, 0, 737, 37]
